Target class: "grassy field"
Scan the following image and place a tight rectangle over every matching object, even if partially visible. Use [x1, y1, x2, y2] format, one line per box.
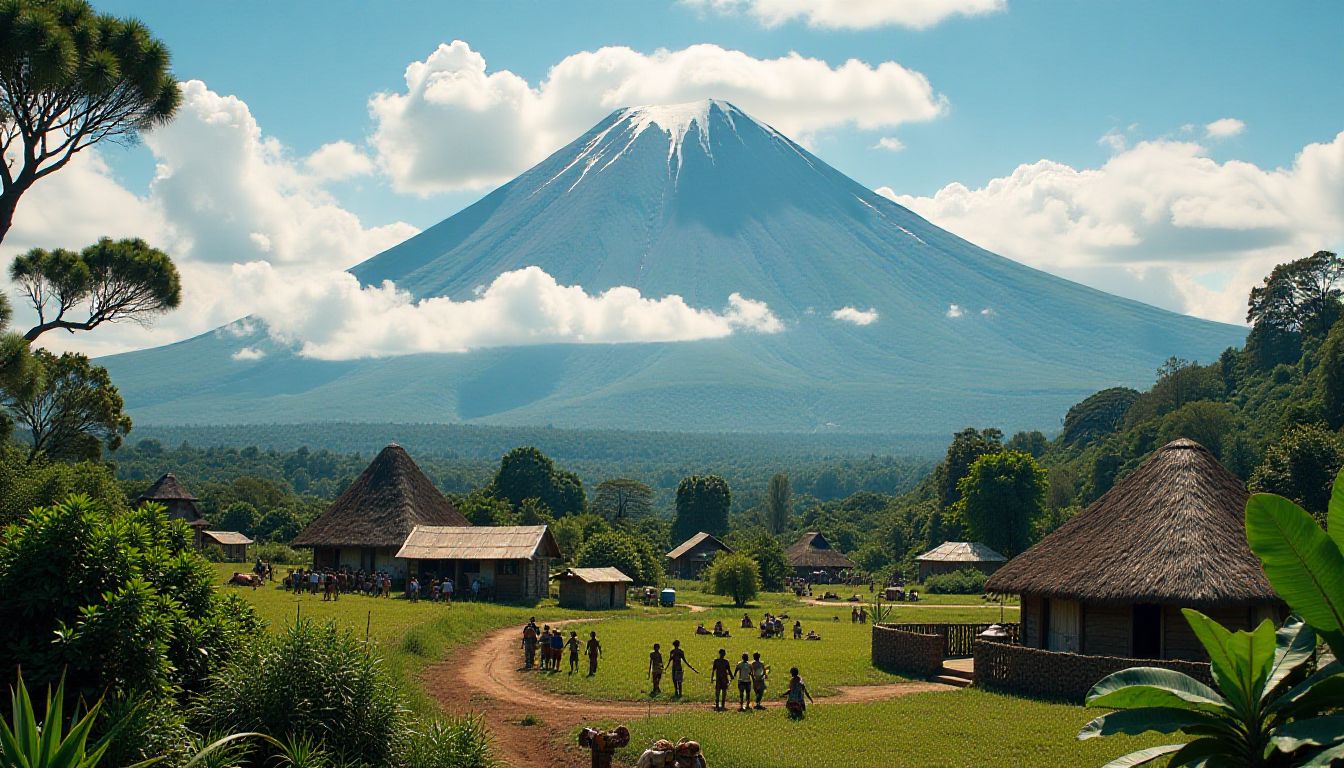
[612, 687, 1171, 768]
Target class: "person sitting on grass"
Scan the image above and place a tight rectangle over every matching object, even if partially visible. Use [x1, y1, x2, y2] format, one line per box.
[713, 620, 730, 637]
[785, 667, 814, 718]
[711, 649, 731, 711]
[741, 613, 753, 629]
[805, 630, 822, 640]
[695, 622, 711, 635]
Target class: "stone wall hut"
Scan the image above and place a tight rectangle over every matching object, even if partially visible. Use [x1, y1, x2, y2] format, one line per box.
[666, 531, 732, 579]
[786, 531, 856, 581]
[553, 567, 633, 610]
[986, 439, 1281, 662]
[201, 530, 253, 561]
[137, 473, 210, 546]
[395, 524, 560, 602]
[292, 444, 468, 577]
[916, 541, 1007, 582]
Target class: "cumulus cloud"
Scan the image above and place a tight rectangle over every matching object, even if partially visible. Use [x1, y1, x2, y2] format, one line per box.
[369, 40, 946, 194]
[880, 131, 1344, 323]
[873, 137, 906, 152]
[235, 264, 782, 360]
[231, 347, 266, 361]
[1205, 118, 1246, 139]
[684, 0, 1005, 29]
[832, 306, 880, 325]
[305, 140, 375, 181]
[946, 304, 964, 318]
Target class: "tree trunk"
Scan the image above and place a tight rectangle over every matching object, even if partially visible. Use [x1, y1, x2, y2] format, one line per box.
[0, 188, 19, 247]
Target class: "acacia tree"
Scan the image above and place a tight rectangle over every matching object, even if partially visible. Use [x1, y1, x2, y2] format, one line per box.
[1247, 250, 1343, 339]
[1, 348, 130, 461]
[0, 0, 180, 243]
[10, 237, 180, 341]
[590, 478, 652, 522]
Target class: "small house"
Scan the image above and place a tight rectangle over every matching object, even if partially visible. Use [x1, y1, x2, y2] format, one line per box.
[201, 530, 253, 561]
[915, 541, 1007, 582]
[553, 567, 633, 610]
[666, 531, 732, 579]
[395, 524, 561, 602]
[986, 439, 1282, 661]
[786, 531, 856, 580]
[291, 444, 469, 577]
[137, 473, 210, 546]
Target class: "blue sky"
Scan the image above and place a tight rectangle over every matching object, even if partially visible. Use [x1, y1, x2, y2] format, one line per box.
[95, 0, 1341, 231]
[7, 0, 1342, 357]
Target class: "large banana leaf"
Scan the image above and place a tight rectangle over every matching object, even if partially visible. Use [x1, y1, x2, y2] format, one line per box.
[1099, 744, 1185, 768]
[1079, 707, 1225, 740]
[1245, 492, 1344, 658]
[1263, 615, 1318, 699]
[1269, 662, 1344, 718]
[1330, 471, 1344, 554]
[1181, 609, 1274, 717]
[1165, 737, 1238, 767]
[1271, 715, 1344, 752]
[1087, 668, 1230, 714]
[1304, 741, 1344, 767]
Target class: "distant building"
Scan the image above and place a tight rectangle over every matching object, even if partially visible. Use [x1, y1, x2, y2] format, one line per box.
[987, 439, 1283, 661]
[396, 524, 560, 602]
[137, 473, 210, 546]
[786, 531, 856, 581]
[201, 530, 254, 562]
[666, 531, 732, 579]
[553, 567, 633, 610]
[292, 444, 470, 575]
[915, 541, 1007, 582]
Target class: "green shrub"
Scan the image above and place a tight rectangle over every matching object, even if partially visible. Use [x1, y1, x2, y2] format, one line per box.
[575, 530, 659, 586]
[401, 716, 497, 768]
[201, 543, 227, 562]
[196, 618, 406, 766]
[704, 552, 760, 607]
[255, 541, 309, 565]
[923, 568, 988, 594]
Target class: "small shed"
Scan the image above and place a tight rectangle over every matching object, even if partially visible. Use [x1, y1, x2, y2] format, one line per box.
[137, 473, 210, 546]
[666, 531, 732, 579]
[786, 531, 856, 581]
[916, 541, 1007, 582]
[202, 530, 254, 561]
[553, 567, 633, 610]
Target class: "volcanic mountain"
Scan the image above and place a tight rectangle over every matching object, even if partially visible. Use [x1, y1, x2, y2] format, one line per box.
[102, 100, 1244, 434]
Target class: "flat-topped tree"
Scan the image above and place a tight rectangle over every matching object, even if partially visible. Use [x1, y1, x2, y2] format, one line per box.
[0, 0, 180, 244]
[10, 237, 180, 341]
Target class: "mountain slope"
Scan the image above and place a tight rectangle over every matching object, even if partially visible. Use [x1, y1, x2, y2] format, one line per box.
[102, 100, 1245, 434]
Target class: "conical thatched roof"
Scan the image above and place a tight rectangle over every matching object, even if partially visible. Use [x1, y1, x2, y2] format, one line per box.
[138, 473, 197, 502]
[292, 444, 468, 548]
[916, 541, 1007, 564]
[786, 531, 856, 569]
[986, 439, 1278, 606]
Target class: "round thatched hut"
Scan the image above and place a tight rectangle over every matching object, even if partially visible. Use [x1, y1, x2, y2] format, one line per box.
[986, 438, 1281, 662]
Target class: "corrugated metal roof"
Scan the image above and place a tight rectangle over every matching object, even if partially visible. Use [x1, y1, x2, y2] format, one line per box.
[203, 530, 254, 546]
[395, 525, 561, 560]
[667, 531, 732, 560]
[552, 567, 633, 584]
[915, 541, 1007, 563]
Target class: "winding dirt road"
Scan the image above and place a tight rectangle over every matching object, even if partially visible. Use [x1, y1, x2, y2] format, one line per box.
[421, 618, 953, 766]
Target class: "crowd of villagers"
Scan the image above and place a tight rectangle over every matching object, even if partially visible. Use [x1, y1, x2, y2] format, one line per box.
[280, 564, 484, 602]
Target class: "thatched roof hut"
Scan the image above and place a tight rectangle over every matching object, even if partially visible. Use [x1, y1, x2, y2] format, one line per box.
[292, 444, 467, 573]
[786, 531, 856, 578]
[986, 438, 1281, 661]
[915, 541, 1007, 582]
[666, 531, 732, 578]
[137, 473, 207, 529]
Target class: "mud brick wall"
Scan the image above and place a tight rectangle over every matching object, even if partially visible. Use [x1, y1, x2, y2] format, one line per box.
[871, 624, 945, 677]
[973, 639, 1213, 703]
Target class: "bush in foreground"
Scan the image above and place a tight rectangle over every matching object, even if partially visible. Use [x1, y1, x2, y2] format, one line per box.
[923, 568, 988, 594]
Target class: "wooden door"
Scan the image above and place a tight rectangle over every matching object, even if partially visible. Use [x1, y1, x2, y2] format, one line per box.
[1047, 599, 1081, 653]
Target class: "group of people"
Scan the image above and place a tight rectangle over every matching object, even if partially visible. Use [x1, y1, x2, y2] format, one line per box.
[850, 605, 869, 624]
[649, 643, 814, 716]
[744, 612, 795, 638]
[521, 619, 602, 675]
[285, 567, 395, 599]
[694, 620, 733, 637]
[406, 574, 477, 603]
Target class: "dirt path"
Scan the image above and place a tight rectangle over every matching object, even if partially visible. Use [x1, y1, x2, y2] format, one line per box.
[802, 598, 1019, 610]
[422, 619, 954, 767]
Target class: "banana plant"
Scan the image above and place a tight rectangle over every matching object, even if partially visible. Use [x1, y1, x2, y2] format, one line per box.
[1078, 613, 1344, 767]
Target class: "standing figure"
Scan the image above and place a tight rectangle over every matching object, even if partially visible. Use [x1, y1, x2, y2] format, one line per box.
[522, 619, 539, 669]
[785, 667, 815, 718]
[567, 631, 581, 674]
[585, 631, 602, 676]
[750, 652, 769, 709]
[711, 649, 731, 711]
[667, 639, 696, 698]
[735, 653, 753, 711]
[649, 643, 664, 695]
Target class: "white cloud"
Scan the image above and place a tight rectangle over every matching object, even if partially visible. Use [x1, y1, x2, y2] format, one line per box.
[370, 40, 946, 194]
[684, 0, 1005, 29]
[4, 80, 421, 357]
[1098, 129, 1128, 153]
[305, 140, 375, 181]
[231, 347, 266, 361]
[236, 264, 783, 360]
[980, 307, 994, 316]
[873, 137, 906, 152]
[880, 131, 1344, 323]
[946, 304, 964, 318]
[832, 306, 880, 325]
[1205, 118, 1245, 139]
